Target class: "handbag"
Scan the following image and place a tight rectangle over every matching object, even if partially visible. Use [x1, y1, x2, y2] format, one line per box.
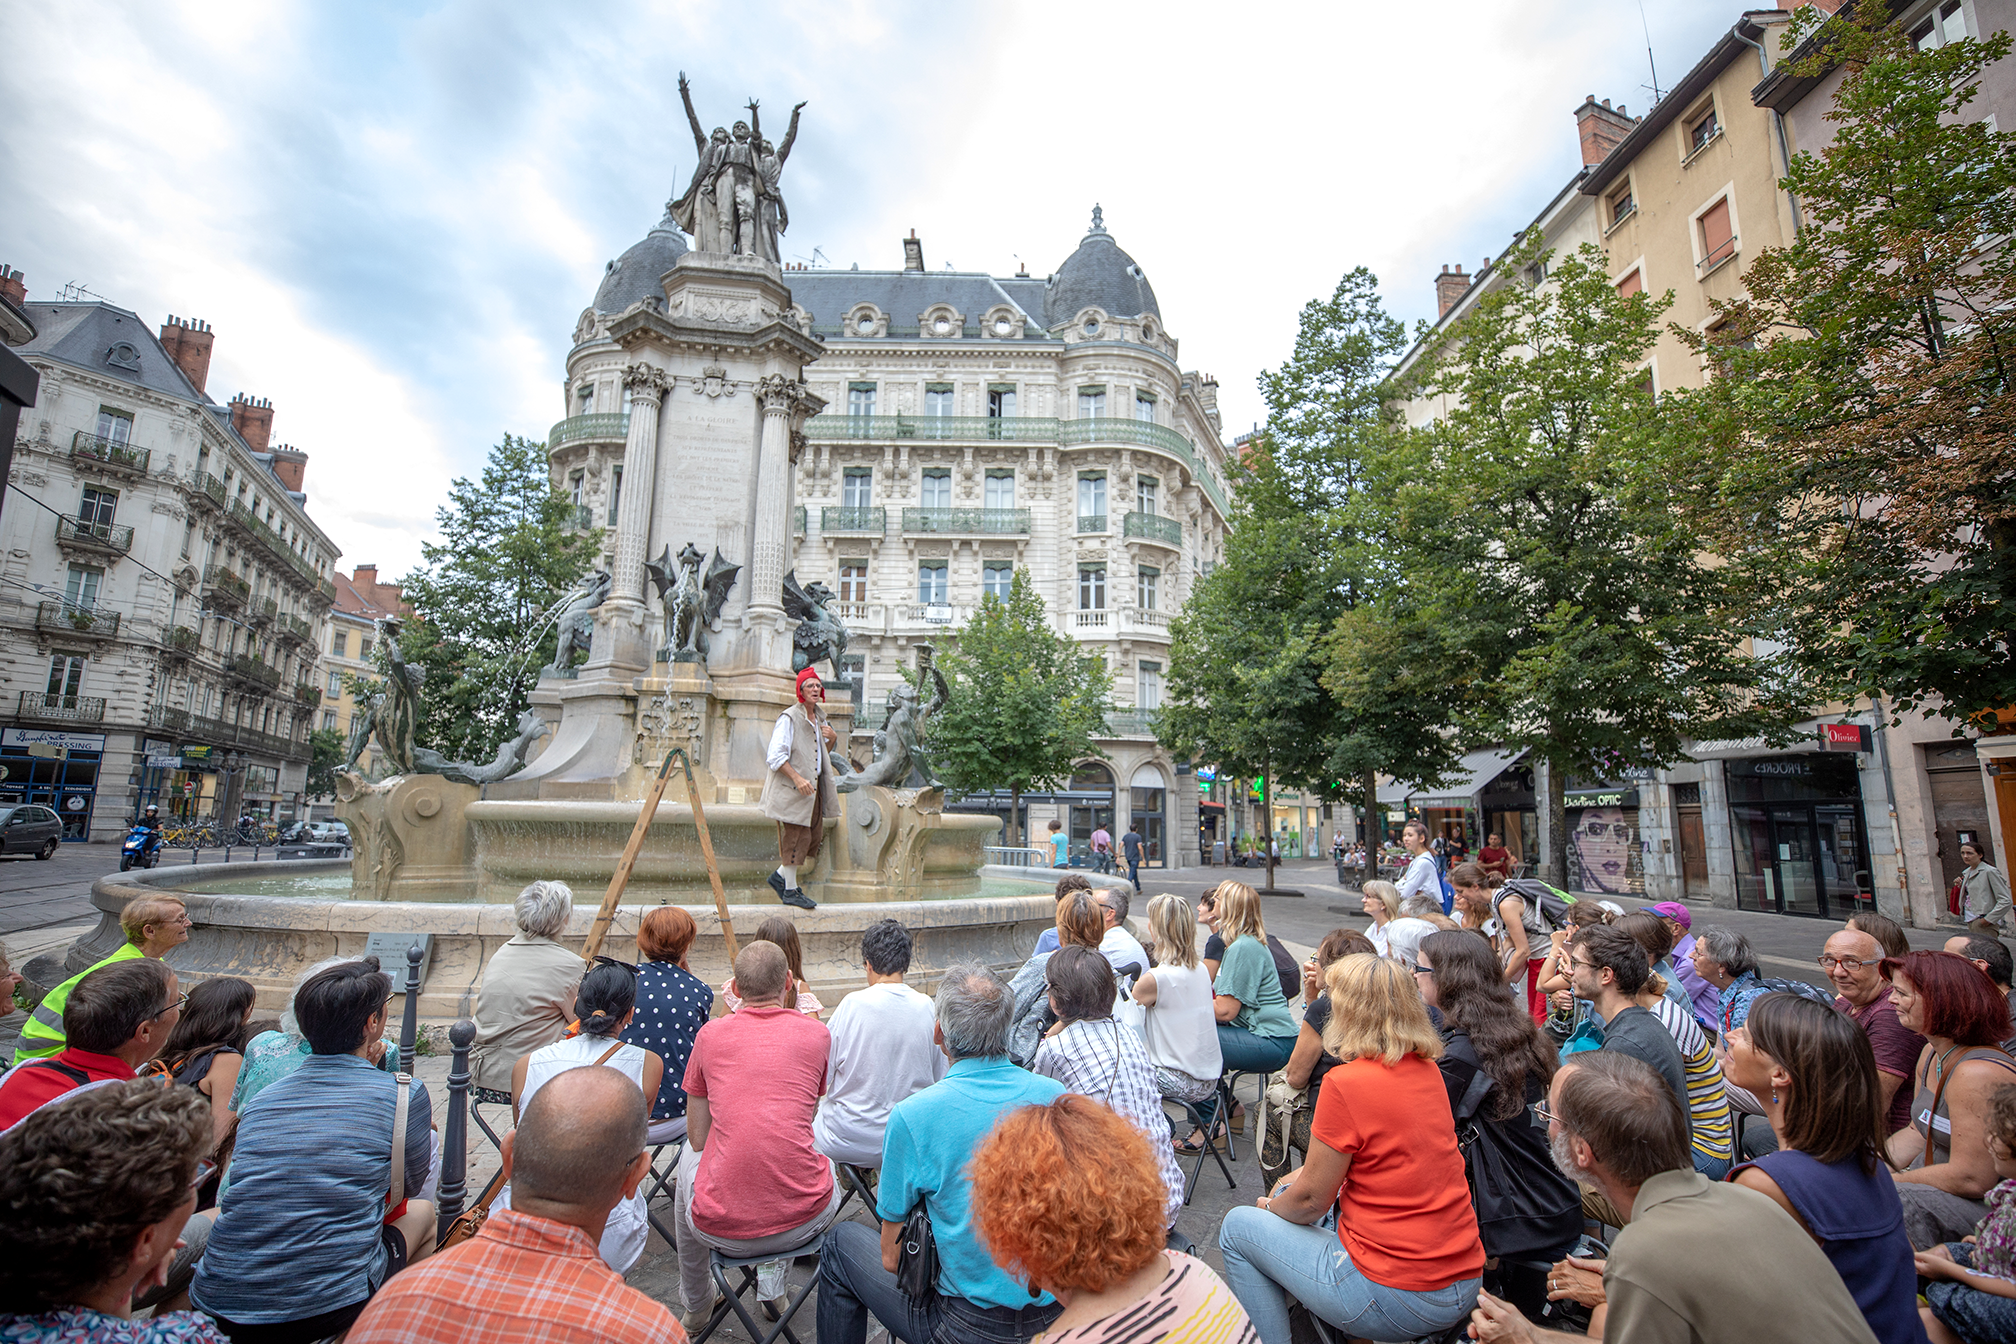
[438, 1167, 509, 1252]
[896, 1201, 938, 1301]
[1951, 877, 1964, 918]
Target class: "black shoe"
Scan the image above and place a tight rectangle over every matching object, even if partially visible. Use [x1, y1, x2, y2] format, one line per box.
[782, 887, 817, 910]
[767, 870, 788, 900]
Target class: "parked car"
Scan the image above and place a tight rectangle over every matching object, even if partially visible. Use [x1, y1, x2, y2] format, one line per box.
[0, 805, 64, 859]
[306, 821, 350, 844]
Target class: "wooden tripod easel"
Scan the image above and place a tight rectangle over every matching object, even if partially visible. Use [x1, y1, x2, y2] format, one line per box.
[580, 748, 738, 963]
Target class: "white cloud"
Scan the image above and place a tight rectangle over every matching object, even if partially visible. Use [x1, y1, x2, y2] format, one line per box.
[1, 0, 1741, 574]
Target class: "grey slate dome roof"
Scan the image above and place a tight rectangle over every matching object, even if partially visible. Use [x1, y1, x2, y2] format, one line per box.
[592, 207, 689, 314]
[1044, 205, 1159, 329]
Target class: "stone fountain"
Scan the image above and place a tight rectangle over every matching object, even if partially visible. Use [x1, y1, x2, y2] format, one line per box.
[69, 87, 1054, 1015]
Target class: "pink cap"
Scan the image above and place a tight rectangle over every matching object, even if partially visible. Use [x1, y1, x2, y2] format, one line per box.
[1648, 901, 1691, 929]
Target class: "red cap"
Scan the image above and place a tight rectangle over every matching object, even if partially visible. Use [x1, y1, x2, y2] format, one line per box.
[795, 667, 824, 702]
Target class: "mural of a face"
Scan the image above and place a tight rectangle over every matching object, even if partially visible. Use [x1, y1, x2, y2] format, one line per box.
[1570, 807, 1634, 893]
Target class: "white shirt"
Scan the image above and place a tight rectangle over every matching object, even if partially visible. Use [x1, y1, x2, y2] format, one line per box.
[1102, 925, 1151, 980]
[500, 1035, 652, 1272]
[765, 710, 827, 775]
[812, 981, 946, 1168]
[1137, 959, 1221, 1082]
[1397, 851, 1441, 910]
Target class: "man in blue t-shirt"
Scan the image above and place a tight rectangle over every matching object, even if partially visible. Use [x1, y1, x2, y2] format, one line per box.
[817, 964, 1066, 1344]
[1121, 825, 1145, 892]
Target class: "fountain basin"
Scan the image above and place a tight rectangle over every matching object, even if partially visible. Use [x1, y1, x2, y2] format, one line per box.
[79, 860, 1057, 1020]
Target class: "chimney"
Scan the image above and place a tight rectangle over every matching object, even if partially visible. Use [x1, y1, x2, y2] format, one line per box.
[158, 315, 215, 396]
[353, 564, 377, 588]
[269, 443, 308, 492]
[0, 266, 24, 308]
[902, 230, 925, 272]
[1435, 264, 1471, 319]
[1574, 96, 1638, 167]
[228, 394, 274, 452]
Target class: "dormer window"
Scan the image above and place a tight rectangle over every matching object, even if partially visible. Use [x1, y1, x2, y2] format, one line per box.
[104, 342, 141, 372]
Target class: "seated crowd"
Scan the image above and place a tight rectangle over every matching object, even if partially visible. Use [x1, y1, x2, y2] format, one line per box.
[8, 871, 2016, 1344]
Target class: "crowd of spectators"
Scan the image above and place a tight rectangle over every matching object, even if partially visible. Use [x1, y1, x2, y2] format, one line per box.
[13, 865, 2016, 1344]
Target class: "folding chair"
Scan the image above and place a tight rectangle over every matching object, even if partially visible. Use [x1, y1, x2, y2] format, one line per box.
[642, 1116, 687, 1250]
[834, 1162, 877, 1220]
[1175, 1092, 1236, 1204]
[1213, 1070, 1261, 1163]
[470, 1087, 512, 1152]
[693, 1244, 821, 1344]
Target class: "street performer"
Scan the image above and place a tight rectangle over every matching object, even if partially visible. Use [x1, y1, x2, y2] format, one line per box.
[760, 667, 837, 910]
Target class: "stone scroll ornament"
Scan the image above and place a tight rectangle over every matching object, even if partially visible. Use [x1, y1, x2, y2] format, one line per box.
[648, 543, 740, 663]
[672, 73, 804, 261]
[838, 647, 949, 793]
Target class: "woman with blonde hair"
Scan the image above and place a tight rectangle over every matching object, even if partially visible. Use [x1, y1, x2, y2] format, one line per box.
[1219, 955, 1484, 1344]
[1359, 879, 1403, 957]
[972, 1095, 1257, 1344]
[1211, 882, 1298, 1077]
[1132, 894, 1222, 1107]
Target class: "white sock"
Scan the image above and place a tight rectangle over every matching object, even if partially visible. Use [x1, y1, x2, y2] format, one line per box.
[777, 864, 797, 889]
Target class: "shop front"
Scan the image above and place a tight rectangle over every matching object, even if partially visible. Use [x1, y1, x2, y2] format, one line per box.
[1728, 752, 1873, 918]
[0, 727, 107, 840]
[1130, 764, 1167, 868]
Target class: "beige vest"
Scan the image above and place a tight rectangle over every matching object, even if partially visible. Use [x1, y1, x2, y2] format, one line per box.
[760, 703, 838, 826]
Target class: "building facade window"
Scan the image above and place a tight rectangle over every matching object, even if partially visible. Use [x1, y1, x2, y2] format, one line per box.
[1608, 182, 1636, 227]
[1137, 661, 1162, 711]
[839, 655, 865, 710]
[63, 565, 102, 613]
[568, 470, 585, 505]
[838, 561, 868, 602]
[360, 638, 374, 662]
[607, 466, 622, 525]
[987, 386, 1016, 418]
[921, 468, 952, 509]
[848, 383, 877, 418]
[1698, 198, 1735, 272]
[333, 631, 349, 659]
[918, 564, 948, 604]
[47, 655, 86, 702]
[983, 562, 1013, 601]
[1616, 268, 1644, 298]
[1137, 566, 1159, 611]
[1911, 0, 1967, 48]
[94, 407, 133, 443]
[78, 486, 117, 530]
[1686, 104, 1720, 154]
[1137, 475, 1158, 515]
[322, 711, 338, 732]
[984, 471, 1014, 509]
[1078, 474, 1107, 522]
[1077, 387, 1106, 418]
[843, 468, 873, 508]
[1078, 565, 1106, 611]
[1135, 392, 1156, 422]
[327, 670, 343, 696]
[925, 385, 954, 417]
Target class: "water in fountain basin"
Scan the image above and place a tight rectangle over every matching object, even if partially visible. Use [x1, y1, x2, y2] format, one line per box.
[180, 871, 1054, 902]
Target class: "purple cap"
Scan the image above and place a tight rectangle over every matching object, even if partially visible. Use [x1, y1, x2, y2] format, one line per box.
[1648, 901, 1691, 929]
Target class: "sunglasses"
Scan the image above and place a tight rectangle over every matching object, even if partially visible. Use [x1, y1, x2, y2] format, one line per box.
[1411, 963, 1435, 976]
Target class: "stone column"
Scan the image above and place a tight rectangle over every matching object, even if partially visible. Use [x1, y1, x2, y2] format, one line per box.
[611, 363, 669, 606]
[750, 375, 813, 630]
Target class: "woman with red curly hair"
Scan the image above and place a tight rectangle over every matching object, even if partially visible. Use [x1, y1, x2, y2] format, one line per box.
[1885, 950, 2016, 1248]
[971, 1095, 1256, 1344]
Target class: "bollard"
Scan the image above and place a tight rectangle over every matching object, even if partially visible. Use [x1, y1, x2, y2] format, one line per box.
[398, 941, 423, 1068]
[436, 1018, 476, 1240]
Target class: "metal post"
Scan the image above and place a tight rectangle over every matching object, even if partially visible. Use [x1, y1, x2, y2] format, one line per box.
[398, 941, 423, 1067]
[436, 1018, 475, 1241]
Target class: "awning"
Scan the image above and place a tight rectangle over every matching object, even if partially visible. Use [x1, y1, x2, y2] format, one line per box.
[1377, 747, 1529, 808]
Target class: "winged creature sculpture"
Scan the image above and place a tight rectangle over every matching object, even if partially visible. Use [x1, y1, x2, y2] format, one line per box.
[781, 568, 851, 688]
[649, 543, 740, 662]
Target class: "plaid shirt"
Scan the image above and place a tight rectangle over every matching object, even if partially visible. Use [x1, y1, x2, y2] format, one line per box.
[347, 1209, 684, 1344]
[1032, 1018, 1186, 1227]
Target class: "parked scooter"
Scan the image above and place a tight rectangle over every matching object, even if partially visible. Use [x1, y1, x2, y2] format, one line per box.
[120, 824, 163, 871]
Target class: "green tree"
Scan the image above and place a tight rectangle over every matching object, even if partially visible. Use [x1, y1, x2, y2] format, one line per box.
[1380, 239, 1798, 882]
[927, 569, 1113, 848]
[397, 435, 602, 762]
[305, 727, 345, 798]
[1164, 270, 1460, 887]
[1674, 9, 2016, 725]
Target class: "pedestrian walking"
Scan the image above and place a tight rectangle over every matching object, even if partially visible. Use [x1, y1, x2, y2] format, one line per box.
[1960, 840, 2012, 935]
[1122, 822, 1145, 891]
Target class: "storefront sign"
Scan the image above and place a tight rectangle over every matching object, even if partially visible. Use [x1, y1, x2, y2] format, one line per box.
[1819, 723, 1872, 752]
[1565, 788, 1639, 808]
[1, 728, 106, 752]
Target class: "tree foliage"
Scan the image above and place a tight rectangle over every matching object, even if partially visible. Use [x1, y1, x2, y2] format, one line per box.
[928, 569, 1114, 846]
[305, 727, 345, 798]
[396, 435, 602, 762]
[1376, 239, 1799, 879]
[1673, 9, 2016, 722]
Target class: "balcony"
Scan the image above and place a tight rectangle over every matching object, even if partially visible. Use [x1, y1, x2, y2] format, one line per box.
[224, 654, 282, 690]
[294, 683, 322, 706]
[1105, 708, 1161, 739]
[249, 597, 278, 627]
[150, 705, 191, 735]
[1077, 514, 1107, 534]
[55, 516, 134, 555]
[34, 602, 120, 640]
[1123, 511, 1182, 546]
[820, 506, 887, 536]
[550, 413, 630, 448]
[18, 692, 105, 724]
[561, 504, 596, 533]
[71, 431, 150, 476]
[803, 415, 1057, 443]
[1072, 609, 1110, 629]
[161, 625, 200, 657]
[276, 613, 312, 644]
[204, 565, 250, 606]
[897, 602, 967, 626]
[901, 507, 1031, 536]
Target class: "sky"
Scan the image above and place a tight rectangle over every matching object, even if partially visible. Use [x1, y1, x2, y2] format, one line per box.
[2, 0, 1747, 579]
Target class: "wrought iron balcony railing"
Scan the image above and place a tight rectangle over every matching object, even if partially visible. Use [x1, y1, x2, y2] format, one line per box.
[19, 692, 105, 723]
[549, 413, 630, 447]
[56, 516, 134, 553]
[1123, 511, 1182, 546]
[819, 506, 887, 535]
[71, 431, 150, 473]
[901, 507, 1030, 536]
[34, 602, 120, 638]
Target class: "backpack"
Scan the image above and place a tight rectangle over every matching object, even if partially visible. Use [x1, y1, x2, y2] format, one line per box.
[1498, 878, 1577, 933]
[1445, 1034, 1583, 1262]
[1433, 857, 1456, 914]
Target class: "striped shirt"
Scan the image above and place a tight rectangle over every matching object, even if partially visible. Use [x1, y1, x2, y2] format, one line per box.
[1033, 1019, 1185, 1227]
[193, 1054, 432, 1323]
[1647, 995, 1735, 1166]
[1038, 1250, 1258, 1344]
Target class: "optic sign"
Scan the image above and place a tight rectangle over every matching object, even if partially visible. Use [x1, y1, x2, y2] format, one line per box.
[1818, 723, 1872, 753]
